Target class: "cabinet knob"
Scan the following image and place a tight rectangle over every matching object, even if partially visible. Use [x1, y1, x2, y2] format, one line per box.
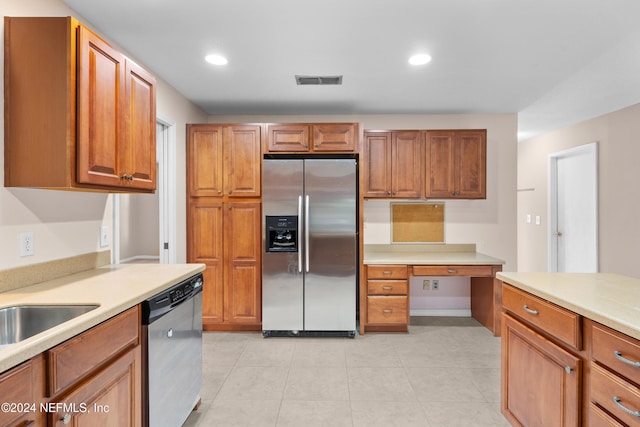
[387, 191, 391, 195]
[217, 189, 222, 194]
[564, 366, 573, 374]
[451, 191, 456, 196]
[61, 413, 71, 424]
[228, 189, 233, 194]
[314, 143, 318, 147]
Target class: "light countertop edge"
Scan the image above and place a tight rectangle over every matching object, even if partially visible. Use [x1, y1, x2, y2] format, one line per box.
[497, 272, 640, 341]
[0, 263, 205, 373]
[363, 244, 505, 265]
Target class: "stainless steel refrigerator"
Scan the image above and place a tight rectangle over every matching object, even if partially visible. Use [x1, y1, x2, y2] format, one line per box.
[262, 157, 357, 337]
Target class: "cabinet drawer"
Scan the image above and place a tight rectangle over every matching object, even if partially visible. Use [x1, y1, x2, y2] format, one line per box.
[367, 280, 408, 295]
[47, 306, 140, 396]
[366, 265, 407, 279]
[588, 402, 625, 427]
[367, 296, 408, 324]
[502, 284, 581, 350]
[592, 321, 640, 385]
[412, 265, 495, 277]
[590, 364, 640, 426]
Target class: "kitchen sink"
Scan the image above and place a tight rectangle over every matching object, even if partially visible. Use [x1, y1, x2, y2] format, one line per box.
[0, 304, 99, 348]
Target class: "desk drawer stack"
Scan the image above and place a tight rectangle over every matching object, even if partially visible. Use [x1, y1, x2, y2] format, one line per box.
[365, 265, 409, 332]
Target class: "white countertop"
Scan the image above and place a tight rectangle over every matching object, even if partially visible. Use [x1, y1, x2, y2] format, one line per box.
[497, 272, 640, 341]
[363, 244, 505, 266]
[0, 263, 205, 373]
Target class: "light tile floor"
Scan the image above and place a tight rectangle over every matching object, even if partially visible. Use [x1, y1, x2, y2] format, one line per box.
[184, 317, 511, 427]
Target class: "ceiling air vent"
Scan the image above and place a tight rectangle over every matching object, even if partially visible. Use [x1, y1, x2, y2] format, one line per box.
[295, 75, 343, 85]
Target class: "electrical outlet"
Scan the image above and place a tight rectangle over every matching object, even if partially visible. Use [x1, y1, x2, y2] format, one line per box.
[100, 226, 109, 248]
[433, 279, 439, 290]
[20, 232, 34, 257]
[422, 279, 430, 290]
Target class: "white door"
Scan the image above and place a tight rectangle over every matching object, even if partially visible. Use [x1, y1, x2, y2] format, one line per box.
[548, 142, 598, 272]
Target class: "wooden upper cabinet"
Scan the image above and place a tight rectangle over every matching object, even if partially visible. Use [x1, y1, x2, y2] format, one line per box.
[425, 130, 486, 199]
[4, 16, 156, 192]
[76, 25, 125, 188]
[265, 123, 358, 153]
[188, 125, 224, 197]
[123, 60, 157, 190]
[224, 125, 261, 197]
[363, 132, 392, 197]
[187, 124, 261, 198]
[363, 131, 422, 198]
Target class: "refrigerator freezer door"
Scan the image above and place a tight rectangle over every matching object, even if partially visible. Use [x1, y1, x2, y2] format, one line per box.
[304, 159, 357, 331]
[262, 160, 304, 331]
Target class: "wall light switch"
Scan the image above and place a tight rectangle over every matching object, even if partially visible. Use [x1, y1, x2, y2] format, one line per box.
[535, 215, 541, 225]
[526, 214, 531, 224]
[100, 226, 109, 247]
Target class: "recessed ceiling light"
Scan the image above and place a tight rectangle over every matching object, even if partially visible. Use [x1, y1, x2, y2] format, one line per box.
[205, 54, 228, 66]
[408, 54, 432, 66]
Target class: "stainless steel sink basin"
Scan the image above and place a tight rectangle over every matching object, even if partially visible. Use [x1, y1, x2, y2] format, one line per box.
[0, 304, 99, 348]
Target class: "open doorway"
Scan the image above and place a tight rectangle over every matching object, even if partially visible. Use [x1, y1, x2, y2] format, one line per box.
[548, 142, 598, 272]
[113, 116, 177, 264]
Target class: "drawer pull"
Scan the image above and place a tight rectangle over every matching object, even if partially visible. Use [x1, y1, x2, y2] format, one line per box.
[612, 396, 640, 417]
[523, 305, 539, 316]
[382, 286, 393, 290]
[447, 269, 458, 273]
[383, 271, 393, 275]
[383, 309, 393, 313]
[613, 351, 640, 367]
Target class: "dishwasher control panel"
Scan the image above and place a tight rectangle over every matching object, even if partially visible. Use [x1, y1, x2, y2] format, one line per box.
[141, 273, 204, 324]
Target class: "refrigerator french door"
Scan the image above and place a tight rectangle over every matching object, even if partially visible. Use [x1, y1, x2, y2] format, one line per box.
[262, 157, 357, 337]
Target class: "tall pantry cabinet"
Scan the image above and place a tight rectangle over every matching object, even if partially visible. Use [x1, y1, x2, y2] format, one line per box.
[187, 124, 262, 331]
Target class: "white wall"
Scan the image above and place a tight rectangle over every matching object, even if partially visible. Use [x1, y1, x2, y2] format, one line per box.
[518, 103, 640, 278]
[0, 0, 207, 270]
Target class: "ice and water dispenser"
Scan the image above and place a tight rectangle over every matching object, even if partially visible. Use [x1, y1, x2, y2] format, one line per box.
[265, 216, 298, 252]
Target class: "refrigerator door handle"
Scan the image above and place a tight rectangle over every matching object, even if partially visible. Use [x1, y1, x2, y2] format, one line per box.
[305, 194, 310, 273]
[298, 195, 303, 273]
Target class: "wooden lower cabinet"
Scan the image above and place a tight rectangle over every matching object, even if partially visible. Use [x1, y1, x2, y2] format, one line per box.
[0, 355, 46, 427]
[363, 265, 409, 332]
[0, 307, 141, 427]
[188, 200, 261, 330]
[502, 313, 582, 426]
[49, 347, 141, 427]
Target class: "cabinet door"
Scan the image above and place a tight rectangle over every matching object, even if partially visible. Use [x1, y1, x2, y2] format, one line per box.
[122, 59, 156, 190]
[50, 347, 141, 427]
[312, 123, 357, 152]
[502, 314, 581, 427]
[188, 201, 224, 324]
[224, 125, 261, 197]
[424, 131, 455, 198]
[0, 355, 46, 427]
[224, 202, 261, 324]
[392, 131, 422, 198]
[455, 130, 486, 198]
[363, 132, 392, 197]
[76, 25, 125, 188]
[266, 124, 310, 152]
[187, 125, 224, 197]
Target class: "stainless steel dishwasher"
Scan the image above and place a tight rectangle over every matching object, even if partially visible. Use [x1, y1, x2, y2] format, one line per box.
[141, 273, 203, 427]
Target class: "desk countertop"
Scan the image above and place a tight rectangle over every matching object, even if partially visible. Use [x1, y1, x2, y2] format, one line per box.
[363, 244, 505, 266]
[497, 272, 640, 341]
[0, 263, 205, 373]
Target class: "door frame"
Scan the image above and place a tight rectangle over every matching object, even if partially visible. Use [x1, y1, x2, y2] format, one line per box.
[547, 142, 598, 272]
[112, 115, 177, 264]
[156, 114, 177, 264]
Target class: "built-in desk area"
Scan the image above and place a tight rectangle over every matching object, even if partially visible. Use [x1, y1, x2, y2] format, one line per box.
[361, 244, 505, 335]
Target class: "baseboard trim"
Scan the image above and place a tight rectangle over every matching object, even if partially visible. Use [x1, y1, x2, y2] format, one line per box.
[410, 309, 472, 317]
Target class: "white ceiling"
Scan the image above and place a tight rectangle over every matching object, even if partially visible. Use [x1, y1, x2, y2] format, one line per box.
[63, 0, 640, 140]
